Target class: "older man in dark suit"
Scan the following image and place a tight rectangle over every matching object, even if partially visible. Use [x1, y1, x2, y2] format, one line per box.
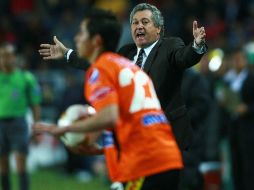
[39, 3, 206, 151]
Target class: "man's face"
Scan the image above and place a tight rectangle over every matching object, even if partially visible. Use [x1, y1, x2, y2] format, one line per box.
[0, 46, 16, 72]
[131, 10, 161, 48]
[74, 20, 94, 59]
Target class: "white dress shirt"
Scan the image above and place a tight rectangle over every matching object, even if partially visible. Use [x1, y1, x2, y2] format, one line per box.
[133, 40, 158, 69]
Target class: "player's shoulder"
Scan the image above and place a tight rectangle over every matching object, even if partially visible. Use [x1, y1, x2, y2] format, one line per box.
[95, 52, 133, 70]
[23, 70, 36, 81]
[15, 69, 35, 81]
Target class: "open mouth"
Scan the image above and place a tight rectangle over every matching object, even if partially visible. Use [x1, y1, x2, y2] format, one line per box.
[136, 32, 145, 39]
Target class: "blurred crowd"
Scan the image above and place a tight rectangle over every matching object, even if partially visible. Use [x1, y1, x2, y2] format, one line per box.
[1, 0, 254, 189]
[1, 0, 254, 69]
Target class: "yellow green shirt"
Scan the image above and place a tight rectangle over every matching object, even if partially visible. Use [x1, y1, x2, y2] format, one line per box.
[0, 69, 41, 118]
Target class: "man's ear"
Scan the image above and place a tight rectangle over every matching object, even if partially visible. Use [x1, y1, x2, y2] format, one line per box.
[92, 34, 103, 47]
[157, 27, 161, 35]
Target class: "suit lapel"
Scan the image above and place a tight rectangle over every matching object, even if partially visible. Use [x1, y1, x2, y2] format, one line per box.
[127, 45, 137, 61]
[129, 50, 136, 61]
[143, 39, 162, 73]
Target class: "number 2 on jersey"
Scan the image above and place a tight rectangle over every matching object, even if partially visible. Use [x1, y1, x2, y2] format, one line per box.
[119, 68, 161, 113]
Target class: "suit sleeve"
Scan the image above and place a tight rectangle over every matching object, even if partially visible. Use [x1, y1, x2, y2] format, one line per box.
[171, 38, 207, 70]
[67, 51, 90, 71]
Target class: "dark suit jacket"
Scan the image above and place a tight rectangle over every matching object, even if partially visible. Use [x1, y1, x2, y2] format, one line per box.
[67, 37, 206, 150]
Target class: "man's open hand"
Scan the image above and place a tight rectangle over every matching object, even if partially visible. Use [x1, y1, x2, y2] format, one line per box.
[39, 36, 68, 60]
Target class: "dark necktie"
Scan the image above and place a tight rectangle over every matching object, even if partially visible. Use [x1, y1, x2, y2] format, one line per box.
[135, 48, 144, 68]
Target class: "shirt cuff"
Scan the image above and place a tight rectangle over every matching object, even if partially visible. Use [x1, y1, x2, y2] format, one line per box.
[192, 41, 206, 54]
[64, 49, 73, 61]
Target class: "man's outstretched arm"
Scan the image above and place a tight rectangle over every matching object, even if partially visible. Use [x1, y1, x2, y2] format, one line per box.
[39, 36, 90, 70]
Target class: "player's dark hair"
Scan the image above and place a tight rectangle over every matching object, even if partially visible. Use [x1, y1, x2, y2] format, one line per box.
[84, 9, 122, 52]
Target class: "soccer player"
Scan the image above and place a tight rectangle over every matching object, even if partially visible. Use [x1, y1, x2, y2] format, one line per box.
[0, 43, 41, 190]
[34, 9, 183, 190]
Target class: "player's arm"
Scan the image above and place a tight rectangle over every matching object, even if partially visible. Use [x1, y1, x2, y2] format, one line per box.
[67, 104, 118, 132]
[68, 142, 103, 155]
[25, 72, 42, 122]
[31, 105, 41, 122]
[33, 104, 118, 136]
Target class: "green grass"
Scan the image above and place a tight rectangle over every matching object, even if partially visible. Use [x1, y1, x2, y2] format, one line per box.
[12, 168, 109, 190]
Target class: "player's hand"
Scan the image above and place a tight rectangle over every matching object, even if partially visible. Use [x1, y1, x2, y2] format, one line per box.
[67, 131, 103, 155]
[38, 36, 69, 60]
[32, 122, 66, 137]
[67, 141, 103, 155]
[193, 20, 206, 46]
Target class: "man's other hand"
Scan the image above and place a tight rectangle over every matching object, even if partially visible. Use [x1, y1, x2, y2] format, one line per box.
[193, 21, 206, 46]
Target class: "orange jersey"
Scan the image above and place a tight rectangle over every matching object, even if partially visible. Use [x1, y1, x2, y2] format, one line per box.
[85, 52, 183, 182]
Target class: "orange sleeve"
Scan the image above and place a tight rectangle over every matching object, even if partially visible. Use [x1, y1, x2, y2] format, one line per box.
[85, 66, 118, 112]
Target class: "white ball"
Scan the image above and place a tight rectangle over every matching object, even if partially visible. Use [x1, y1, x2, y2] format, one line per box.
[57, 104, 96, 147]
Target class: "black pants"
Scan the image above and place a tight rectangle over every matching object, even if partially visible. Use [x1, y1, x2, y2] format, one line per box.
[124, 169, 180, 190]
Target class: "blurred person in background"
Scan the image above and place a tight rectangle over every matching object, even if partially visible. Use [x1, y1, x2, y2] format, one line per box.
[222, 48, 254, 190]
[0, 43, 41, 190]
[180, 68, 211, 190]
[35, 8, 184, 190]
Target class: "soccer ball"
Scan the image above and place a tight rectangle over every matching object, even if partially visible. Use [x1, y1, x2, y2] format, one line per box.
[57, 104, 96, 147]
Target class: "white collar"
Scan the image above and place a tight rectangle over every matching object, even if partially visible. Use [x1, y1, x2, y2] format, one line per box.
[137, 40, 159, 57]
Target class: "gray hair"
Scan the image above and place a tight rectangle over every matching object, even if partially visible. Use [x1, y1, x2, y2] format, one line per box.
[130, 3, 164, 36]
